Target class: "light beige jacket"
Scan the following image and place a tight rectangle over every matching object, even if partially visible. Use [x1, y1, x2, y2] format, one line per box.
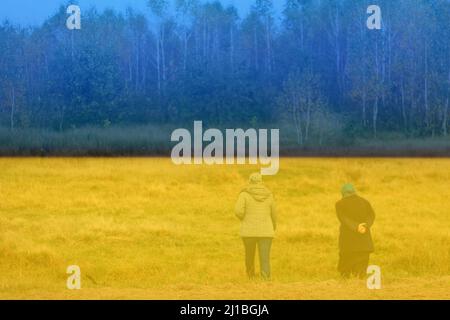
[235, 184, 276, 238]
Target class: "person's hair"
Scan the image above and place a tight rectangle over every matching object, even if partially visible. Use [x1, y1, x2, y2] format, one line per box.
[249, 173, 263, 184]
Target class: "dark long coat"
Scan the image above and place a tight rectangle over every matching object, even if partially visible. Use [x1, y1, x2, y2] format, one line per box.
[336, 194, 375, 253]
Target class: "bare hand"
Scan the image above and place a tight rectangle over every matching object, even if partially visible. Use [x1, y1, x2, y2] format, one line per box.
[358, 223, 367, 234]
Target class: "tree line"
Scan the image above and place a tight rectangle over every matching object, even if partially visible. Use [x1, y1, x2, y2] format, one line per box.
[0, 0, 449, 147]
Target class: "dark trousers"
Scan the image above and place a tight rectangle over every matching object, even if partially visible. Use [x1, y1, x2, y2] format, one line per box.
[242, 237, 272, 280]
[338, 251, 370, 279]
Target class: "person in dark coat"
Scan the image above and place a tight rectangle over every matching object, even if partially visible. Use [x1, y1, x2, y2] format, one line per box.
[335, 184, 375, 278]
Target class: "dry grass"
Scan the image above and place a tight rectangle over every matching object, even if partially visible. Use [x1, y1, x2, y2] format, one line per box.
[0, 158, 449, 300]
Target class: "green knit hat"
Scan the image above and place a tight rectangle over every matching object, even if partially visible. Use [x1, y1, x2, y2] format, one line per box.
[341, 183, 356, 197]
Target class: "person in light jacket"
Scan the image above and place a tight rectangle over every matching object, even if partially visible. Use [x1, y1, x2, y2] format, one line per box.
[235, 173, 276, 280]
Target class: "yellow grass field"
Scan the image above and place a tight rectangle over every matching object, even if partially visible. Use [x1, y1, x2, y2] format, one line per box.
[0, 158, 449, 300]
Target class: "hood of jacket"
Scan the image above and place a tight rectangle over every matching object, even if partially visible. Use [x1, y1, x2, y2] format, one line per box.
[241, 183, 272, 202]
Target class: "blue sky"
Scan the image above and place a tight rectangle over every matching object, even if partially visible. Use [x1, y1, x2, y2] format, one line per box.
[1, 0, 285, 26]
